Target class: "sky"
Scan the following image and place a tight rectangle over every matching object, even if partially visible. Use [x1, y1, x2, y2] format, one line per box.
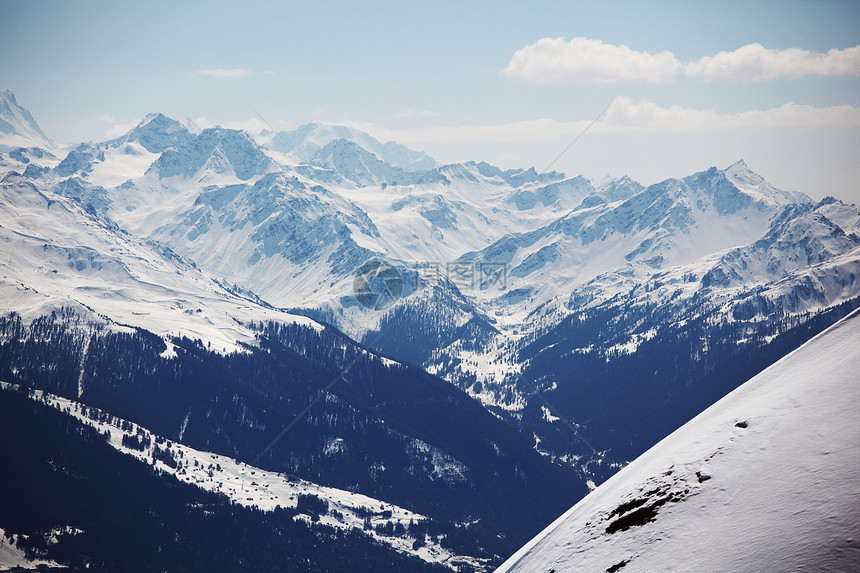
[1, 0, 859, 202]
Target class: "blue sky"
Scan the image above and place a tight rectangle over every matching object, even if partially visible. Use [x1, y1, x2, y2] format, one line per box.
[2, 0, 859, 201]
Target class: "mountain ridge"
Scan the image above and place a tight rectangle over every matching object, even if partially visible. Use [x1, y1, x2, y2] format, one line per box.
[259, 121, 438, 171]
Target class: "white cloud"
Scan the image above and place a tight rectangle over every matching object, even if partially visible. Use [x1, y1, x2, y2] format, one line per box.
[686, 43, 860, 81]
[602, 97, 860, 131]
[196, 68, 253, 79]
[502, 37, 681, 84]
[342, 118, 591, 146]
[192, 117, 215, 129]
[505, 39, 860, 84]
[220, 118, 270, 133]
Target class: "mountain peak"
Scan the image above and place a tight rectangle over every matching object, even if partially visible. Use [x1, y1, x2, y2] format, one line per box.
[139, 112, 168, 125]
[148, 125, 271, 181]
[114, 113, 199, 154]
[261, 122, 437, 171]
[0, 89, 17, 104]
[310, 138, 395, 186]
[0, 89, 54, 150]
[721, 159, 813, 206]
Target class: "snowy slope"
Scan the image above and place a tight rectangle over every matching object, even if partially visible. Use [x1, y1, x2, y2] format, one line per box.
[0, 170, 319, 353]
[497, 309, 860, 573]
[724, 159, 812, 205]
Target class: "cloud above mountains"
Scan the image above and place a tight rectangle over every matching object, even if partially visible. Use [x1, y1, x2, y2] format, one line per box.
[686, 43, 860, 81]
[503, 38, 860, 83]
[503, 37, 680, 84]
[350, 97, 860, 147]
[196, 68, 253, 79]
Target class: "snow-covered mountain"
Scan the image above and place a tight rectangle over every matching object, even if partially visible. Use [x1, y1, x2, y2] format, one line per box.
[0, 89, 55, 151]
[47, 108, 831, 332]
[40, 114, 617, 331]
[429, 193, 860, 480]
[56, 117, 268, 186]
[259, 121, 438, 171]
[460, 161, 815, 314]
[498, 308, 860, 573]
[0, 169, 317, 353]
